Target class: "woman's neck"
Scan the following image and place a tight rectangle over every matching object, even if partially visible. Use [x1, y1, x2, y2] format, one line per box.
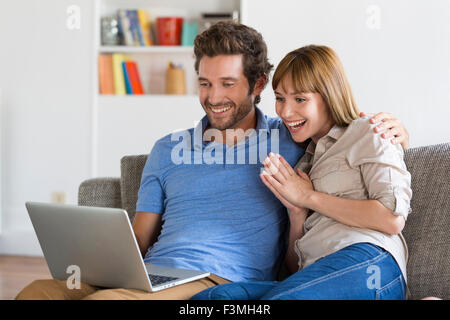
[311, 119, 335, 144]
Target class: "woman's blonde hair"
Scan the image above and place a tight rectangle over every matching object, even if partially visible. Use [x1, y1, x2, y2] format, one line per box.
[272, 45, 359, 126]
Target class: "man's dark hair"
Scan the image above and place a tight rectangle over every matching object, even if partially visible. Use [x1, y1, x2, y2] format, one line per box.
[194, 21, 273, 105]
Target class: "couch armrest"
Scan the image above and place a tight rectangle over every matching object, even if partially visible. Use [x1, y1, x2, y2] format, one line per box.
[78, 177, 122, 209]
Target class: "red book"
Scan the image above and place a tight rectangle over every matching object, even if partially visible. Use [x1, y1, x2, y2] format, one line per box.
[125, 61, 144, 94]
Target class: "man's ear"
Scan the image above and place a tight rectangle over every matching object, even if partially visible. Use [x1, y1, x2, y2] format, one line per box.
[252, 74, 268, 96]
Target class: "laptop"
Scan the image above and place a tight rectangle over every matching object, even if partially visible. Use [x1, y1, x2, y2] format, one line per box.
[25, 201, 210, 292]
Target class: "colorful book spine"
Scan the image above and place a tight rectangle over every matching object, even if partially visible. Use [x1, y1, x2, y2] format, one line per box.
[132, 10, 146, 46]
[137, 9, 152, 46]
[98, 54, 114, 94]
[111, 53, 130, 95]
[117, 9, 133, 46]
[122, 61, 133, 94]
[126, 10, 140, 46]
[125, 61, 144, 94]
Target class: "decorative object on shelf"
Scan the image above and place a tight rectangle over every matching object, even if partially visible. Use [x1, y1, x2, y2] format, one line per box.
[181, 20, 198, 46]
[165, 62, 186, 95]
[157, 17, 184, 46]
[101, 16, 120, 46]
[198, 11, 239, 34]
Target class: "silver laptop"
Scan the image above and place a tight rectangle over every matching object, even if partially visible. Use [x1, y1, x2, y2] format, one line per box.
[25, 201, 210, 292]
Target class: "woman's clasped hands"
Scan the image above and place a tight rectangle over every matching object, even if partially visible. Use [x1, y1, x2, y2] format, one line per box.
[260, 152, 314, 213]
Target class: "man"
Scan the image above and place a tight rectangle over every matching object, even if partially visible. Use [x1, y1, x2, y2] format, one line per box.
[16, 21, 409, 300]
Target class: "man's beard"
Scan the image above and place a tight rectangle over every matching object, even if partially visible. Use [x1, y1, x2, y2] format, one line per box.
[204, 97, 254, 131]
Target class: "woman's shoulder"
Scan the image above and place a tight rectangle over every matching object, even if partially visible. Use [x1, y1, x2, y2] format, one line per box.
[346, 116, 376, 135]
[344, 116, 393, 147]
[343, 116, 404, 166]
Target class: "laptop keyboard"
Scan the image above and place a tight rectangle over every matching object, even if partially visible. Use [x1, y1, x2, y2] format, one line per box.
[149, 274, 179, 286]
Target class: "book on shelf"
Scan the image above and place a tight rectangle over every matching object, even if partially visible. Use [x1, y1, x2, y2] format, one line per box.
[125, 61, 144, 94]
[117, 10, 133, 46]
[98, 54, 114, 94]
[121, 61, 133, 94]
[137, 9, 153, 46]
[115, 9, 154, 46]
[112, 53, 130, 95]
[98, 53, 144, 95]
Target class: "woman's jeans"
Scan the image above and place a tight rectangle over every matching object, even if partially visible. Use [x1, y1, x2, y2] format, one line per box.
[191, 243, 406, 300]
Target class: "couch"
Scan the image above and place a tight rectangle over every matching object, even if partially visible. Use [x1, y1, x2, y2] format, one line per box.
[78, 142, 450, 300]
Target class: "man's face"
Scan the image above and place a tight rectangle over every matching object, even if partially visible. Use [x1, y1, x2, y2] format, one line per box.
[198, 55, 254, 131]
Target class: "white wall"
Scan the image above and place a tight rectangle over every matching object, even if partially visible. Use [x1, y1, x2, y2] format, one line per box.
[246, 0, 450, 148]
[0, 0, 94, 255]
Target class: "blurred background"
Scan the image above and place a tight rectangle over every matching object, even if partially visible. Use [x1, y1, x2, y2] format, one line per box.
[0, 0, 449, 257]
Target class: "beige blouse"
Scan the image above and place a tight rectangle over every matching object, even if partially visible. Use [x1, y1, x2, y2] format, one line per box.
[292, 116, 412, 283]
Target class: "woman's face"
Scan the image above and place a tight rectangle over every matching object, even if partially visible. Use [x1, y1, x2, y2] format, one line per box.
[275, 75, 335, 144]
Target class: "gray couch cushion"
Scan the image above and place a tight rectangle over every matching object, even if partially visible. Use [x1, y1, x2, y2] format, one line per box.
[120, 154, 148, 222]
[403, 142, 450, 299]
[78, 177, 121, 209]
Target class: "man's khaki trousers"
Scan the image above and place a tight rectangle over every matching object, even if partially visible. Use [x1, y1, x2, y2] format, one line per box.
[15, 274, 229, 300]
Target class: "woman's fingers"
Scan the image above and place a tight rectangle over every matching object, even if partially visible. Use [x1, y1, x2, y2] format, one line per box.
[278, 154, 295, 176]
[260, 169, 283, 190]
[270, 152, 292, 179]
[296, 168, 309, 179]
[264, 153, 289, 181]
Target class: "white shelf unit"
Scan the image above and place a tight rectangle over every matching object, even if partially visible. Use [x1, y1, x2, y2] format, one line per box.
[91, 0, 244, 177]
[99, 45, 194, 54]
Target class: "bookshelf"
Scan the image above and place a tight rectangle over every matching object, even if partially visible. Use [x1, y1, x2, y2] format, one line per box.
[95, 0, 242, 96]
[91, 0, 244, 177]
[99, 45, 194, 54]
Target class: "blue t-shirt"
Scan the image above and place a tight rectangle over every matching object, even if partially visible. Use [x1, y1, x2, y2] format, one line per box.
[136, 107, 305, 282]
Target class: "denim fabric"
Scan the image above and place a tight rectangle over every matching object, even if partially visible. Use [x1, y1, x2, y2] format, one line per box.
[191, 243, 406, 300]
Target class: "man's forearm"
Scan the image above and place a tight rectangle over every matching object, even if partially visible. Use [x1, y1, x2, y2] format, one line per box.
[132, 212, 162, 258]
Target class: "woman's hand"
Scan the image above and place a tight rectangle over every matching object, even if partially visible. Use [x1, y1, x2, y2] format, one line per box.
[260, 164, 308, 219]
[260, 152, 314, 209]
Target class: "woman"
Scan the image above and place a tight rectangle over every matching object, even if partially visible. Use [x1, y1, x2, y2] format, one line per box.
[191, 45, 412, 300]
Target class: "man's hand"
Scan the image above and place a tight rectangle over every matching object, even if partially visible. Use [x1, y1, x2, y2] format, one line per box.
[360, 112, 410, 150]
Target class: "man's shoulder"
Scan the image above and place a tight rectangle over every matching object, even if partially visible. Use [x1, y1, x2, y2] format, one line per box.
[146, 127, 195, 169]
[152, 127, 195, 149]
[264, 114, 284, 130]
